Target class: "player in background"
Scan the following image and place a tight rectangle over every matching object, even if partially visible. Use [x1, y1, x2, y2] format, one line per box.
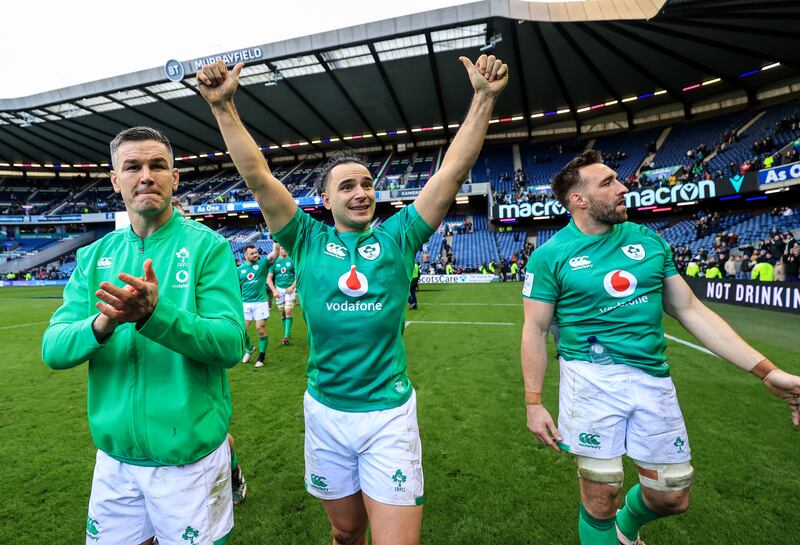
[267, 242, 297, 345]
[198, 54, 508, 545]
[520, 150, 800, 545]
[238, 243, 279, 367]
[172, 196, 248, 504]
[408, 261, 420, 310]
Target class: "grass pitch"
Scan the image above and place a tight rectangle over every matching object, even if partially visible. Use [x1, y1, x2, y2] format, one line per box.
[1, 283, 798, 544]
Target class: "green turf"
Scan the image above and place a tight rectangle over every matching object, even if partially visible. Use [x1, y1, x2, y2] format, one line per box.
[1, 284, 798, 544]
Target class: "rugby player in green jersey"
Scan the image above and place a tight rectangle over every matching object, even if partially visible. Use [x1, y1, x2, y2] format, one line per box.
[267, 242, 297, 344]
[238, 243, 279, 367]
[199, 54, 508, 545]
[520, 150, 800, 545]
[42, 127, 245, 545]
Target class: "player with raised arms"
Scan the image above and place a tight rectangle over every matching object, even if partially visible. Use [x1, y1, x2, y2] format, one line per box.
[238, 242, 279, 367]
[520, 150, 800, 545]
[198, 54, 508, 545]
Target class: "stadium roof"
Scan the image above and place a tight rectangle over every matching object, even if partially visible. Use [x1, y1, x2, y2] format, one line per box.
[1, 0, 798, 170]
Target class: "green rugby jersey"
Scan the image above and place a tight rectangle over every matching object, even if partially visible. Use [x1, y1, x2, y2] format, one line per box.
[238, 256, 272, 302]
[523, 219, 677, 376]
[270, 257, 296, 288]
[273, 204, 434, 411]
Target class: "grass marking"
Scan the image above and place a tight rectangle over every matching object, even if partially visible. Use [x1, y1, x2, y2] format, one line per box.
[665, 333, 718, 357]
[406, 320, 516, 327]
[0, 321, 49, 330]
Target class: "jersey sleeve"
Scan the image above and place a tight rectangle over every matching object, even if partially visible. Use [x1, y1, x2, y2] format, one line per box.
[379, 204, 435, 257]
[271, 208, 325, 269]
[41, 247, 105, 369]
[522, 248, 560, 303]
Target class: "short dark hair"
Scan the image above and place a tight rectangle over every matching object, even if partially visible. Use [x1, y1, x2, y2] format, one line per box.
[110, 126, 174, 168]
[550, 149, 604, 208]
[243, 244, 257, 252]
[316, 150, 370, 194]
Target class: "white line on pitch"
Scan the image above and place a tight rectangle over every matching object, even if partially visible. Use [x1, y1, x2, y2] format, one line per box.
[406, 320, 515, 327]
[431, 302, 519, 306]
[664, 334, 718, 357]
[0, 321, 49, 330]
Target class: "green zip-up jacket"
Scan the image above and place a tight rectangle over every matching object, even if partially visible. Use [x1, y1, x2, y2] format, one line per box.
[42, 209, 245, 467]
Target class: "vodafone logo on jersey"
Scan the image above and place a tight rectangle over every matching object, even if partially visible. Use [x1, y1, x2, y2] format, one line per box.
[246, 272, 255, 281]
[603, 270, 637, 298]
[338, 265, 369, 297]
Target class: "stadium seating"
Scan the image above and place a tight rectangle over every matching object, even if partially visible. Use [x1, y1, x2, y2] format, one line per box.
[707, 100, 800, 174]
[405, 153, 435, 189]
[593, 128, 662, 180]
[471, 145, 514, 191]
[378, 151, 415, 189]
[520, 141, 583, 186]
[0, 236, 66, 262]
[495, 231, 525, 260]
[536, 228, 557, 247]
[651, 109, 754, 170]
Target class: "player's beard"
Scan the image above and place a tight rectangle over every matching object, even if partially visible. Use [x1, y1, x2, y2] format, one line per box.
[587, 196, 627, 225]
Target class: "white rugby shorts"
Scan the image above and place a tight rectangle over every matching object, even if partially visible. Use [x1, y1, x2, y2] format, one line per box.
[557, 357, 691, 464]
[86, 440, 233, 545]
[242, 301, 269, 321]
[303, 390, 424, 506]
[275, 287, 297, 306]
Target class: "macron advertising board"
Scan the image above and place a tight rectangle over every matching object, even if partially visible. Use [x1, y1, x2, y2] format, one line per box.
[493, 173, 760, 220]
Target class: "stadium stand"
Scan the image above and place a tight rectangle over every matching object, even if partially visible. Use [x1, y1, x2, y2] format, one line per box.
[593, 128, 662, 181]
[708, 100, 800, 175]
[650, 109, 754, 171]
[471, 145, 514, 190]
[379, 151, 416, 189]
[520, 141, 584, 186]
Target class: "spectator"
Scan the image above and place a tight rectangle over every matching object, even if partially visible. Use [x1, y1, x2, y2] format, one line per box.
[705, 260, 722, 279]
[751, 257, 774, 282]
[739, 254, 753, 280]
[783, 246, 799, 282]
[774, 259, 786, 282]
[724, 256, 737, 279]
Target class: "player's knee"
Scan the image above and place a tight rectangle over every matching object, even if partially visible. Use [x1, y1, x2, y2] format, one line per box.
[331, 523, 367, 545]
[655, 492, 690, 515]
[576, 456, 624, 519]
[582, 488, 622, 520]
[256, 325, 267, 336]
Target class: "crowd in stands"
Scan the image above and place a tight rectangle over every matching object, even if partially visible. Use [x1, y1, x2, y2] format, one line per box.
[417, 225, 533, 281]
[671, 208, 799, 282]
[5, 251, 77, 281]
